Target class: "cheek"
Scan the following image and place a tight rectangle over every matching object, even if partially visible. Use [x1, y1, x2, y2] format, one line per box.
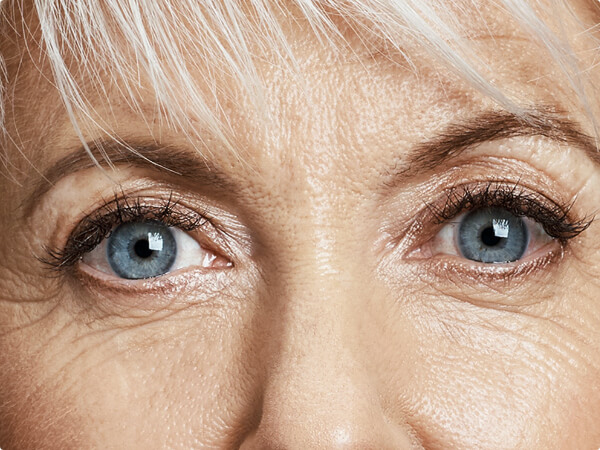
[82, 328, 260, 447]
[0, 292, 264, 449]
[0, 322, 88, 449]
[379, 297, 600, 448]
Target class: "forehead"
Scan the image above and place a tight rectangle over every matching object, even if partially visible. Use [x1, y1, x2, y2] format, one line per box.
[1, 0, 597, 185]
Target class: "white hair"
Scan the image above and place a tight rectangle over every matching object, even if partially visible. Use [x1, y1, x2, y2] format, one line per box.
[0, 0, 598, 162]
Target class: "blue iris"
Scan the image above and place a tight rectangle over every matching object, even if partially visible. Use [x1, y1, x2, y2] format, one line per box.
[458, 207, 529, 263]
[107, 221, 177, 279]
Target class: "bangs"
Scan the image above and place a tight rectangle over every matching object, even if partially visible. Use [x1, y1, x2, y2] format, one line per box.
[0, 0, 597, 161]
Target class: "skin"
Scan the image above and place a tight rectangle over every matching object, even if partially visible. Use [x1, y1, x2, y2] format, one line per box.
[1, 0, 600, 448]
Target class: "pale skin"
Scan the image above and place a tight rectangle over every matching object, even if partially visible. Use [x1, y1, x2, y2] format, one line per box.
[1, 1, 600, 449]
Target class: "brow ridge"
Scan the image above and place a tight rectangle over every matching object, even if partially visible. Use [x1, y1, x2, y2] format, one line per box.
[402, 107, 600, 178]
[24, 140, 234, 218]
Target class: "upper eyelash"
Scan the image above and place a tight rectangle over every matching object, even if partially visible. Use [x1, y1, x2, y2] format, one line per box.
[41, 183, 593, 272]
[42, 194, 210, 271]
[427, 181, 593, 241]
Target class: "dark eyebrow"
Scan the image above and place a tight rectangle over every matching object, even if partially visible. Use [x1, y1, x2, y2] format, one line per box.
[25, 140, 235, 216]
[400, 108, 600, 178]
[25, 109, 600, 214]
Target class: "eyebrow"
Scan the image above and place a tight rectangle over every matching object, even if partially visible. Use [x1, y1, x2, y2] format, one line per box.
[26, 108, 599, 214]
[25, 140, 235, 216]
[400, 108, 600, 178]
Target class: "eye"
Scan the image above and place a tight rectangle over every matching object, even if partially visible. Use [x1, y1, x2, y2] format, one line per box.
[82, 220, 227, 279]
[431, 207, 553, 264]
[408, 182, 594, 267]
[458, 207, 529, 263]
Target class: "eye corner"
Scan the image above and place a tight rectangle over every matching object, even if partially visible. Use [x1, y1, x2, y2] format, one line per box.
[543, 212, 595, 243]
[38, 243, 84, 276]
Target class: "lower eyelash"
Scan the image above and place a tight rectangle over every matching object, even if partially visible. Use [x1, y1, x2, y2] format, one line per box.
[426, 182, 593, 242]
[41, 194, 210, 271]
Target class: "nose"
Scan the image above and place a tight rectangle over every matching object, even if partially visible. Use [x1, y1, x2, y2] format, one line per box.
[239, 273, 421, 449]
[240, 359, 418, 449]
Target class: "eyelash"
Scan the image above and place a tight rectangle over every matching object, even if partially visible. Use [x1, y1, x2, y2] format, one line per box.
[42, 194, 212, 271]
[42, 182, 592, 274]
[425, 181, 592, 243]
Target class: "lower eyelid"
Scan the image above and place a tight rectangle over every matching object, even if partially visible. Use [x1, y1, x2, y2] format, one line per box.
[71, 263, 237, 313]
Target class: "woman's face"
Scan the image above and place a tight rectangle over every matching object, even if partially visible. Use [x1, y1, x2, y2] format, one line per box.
[1, 1, 600, 448]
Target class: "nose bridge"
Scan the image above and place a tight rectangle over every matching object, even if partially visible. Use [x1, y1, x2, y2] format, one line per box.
[241, 242, 419, 448]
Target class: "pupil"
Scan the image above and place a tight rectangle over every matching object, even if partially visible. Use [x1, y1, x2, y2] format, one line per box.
[134, 239, 153, 258]
[481, 226, 502, 247]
